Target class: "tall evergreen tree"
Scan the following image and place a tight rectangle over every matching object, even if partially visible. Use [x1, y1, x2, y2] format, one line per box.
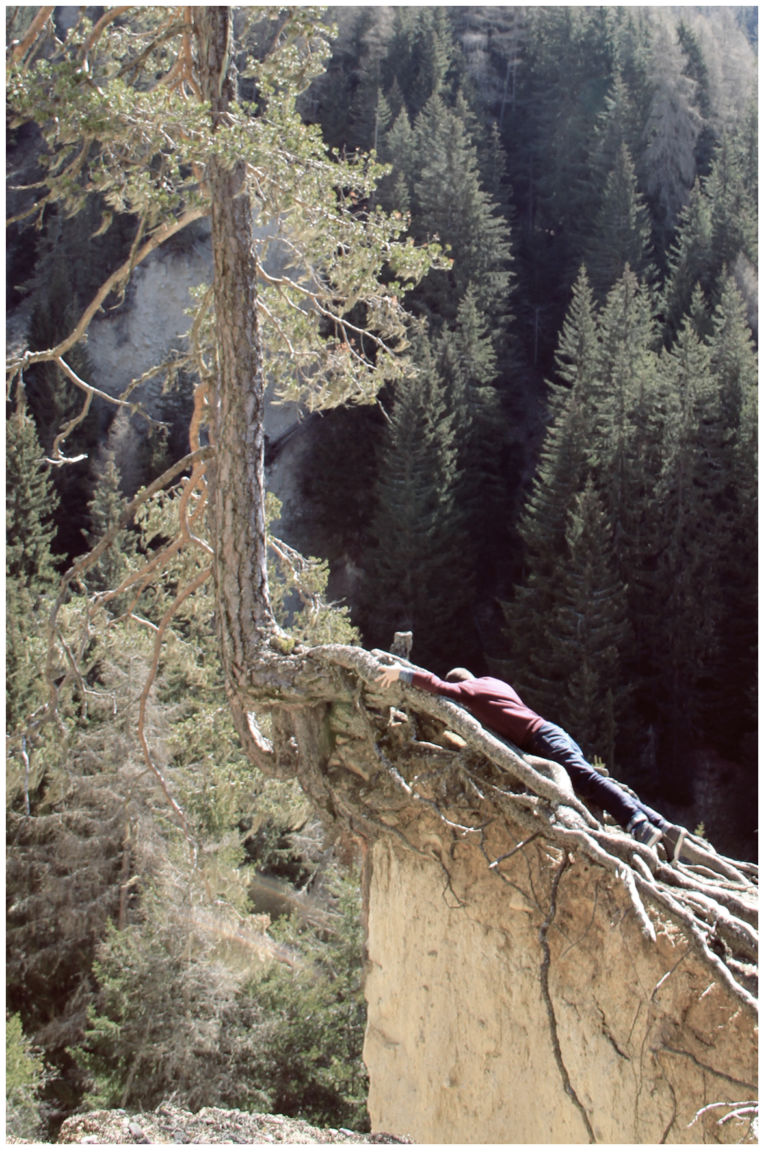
[676, 19, 717, 177]
[551, 266, 603, 393]
[409, 94, 513, 328]
[502, 270, 601, 706]
[584, 144, 655, 299]
[590, 271, 667, 760]
[6, 393, 61, 732]
[362, 328, 475, 667]
[520, 7, 618, 239]
[662, 179, 712, 340]
[408, 7, 457, 112]
[708, 117, 758, 278]
[588, 74, 643, 191]
[23, 261, 100, 561]
[378, 106, 415, 215]
[640, 20, 702, 246]
[592, 268, 662, 553]
[505, 384, 593, 709]
[663, 115, 757, 340]
[552, 479, 630, 772]
[6, 393, 59, 590]
[382, 7, 459, 119]
[703, 278, 758, 745]
[85, 451, 136, 593]
[650, 317, 721, 791]
[501, 6, 629, 366]
[436, 287, 505, 580]
[506, 269, 665, 762]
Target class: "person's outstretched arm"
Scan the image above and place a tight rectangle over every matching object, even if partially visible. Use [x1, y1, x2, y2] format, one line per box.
[377, 666, 465, 699]
[376, 666, 403, 689]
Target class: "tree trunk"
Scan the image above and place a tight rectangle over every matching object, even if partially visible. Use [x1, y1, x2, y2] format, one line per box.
[193, 7, 273, 702]
[192, 8, 355, 783]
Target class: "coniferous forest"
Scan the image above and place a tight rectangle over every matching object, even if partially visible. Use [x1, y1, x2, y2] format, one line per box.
[6, 6, 757, 1140]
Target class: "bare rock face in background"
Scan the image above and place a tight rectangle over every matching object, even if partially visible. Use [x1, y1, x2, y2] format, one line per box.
[84, 231, 312, 530]
[363, 814, 757, 1145]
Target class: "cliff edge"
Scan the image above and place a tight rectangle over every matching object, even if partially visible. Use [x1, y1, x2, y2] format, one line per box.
[348, 651, 758, 1145]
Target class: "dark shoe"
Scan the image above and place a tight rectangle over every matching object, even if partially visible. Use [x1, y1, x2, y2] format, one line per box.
[659, 822, 687, 864]
[630, 817, 663, 849]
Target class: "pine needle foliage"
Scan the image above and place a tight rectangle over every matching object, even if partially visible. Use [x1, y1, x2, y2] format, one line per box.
[6, 1013, 50, 1141]
[6, 393, 60, 590]
[505, 258, 756, 794]
[72, 867, 368, 1128]
[363, 327, 475, 666]
[554, 479, 630, 771]
[7, 475, 370, 1124]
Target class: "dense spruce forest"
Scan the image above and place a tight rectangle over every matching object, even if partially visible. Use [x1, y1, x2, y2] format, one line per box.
[6, 5, 757, 1140]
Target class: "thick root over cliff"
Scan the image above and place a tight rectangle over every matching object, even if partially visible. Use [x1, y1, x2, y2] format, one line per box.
[266, 643, 757, 1023]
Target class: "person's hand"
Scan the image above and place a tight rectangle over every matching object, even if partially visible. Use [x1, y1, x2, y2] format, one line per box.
[376, 666, 401, 689]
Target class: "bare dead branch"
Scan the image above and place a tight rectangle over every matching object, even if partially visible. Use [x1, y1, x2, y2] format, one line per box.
[46, 355, 152, 465]
[9, 6, 55, 67]
[8, 207, 207, 375]
[81, 6, 133, 67]
[162, 7, 202, 97]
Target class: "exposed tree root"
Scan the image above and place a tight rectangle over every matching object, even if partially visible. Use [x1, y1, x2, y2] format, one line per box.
[289, 642, 758, 1022]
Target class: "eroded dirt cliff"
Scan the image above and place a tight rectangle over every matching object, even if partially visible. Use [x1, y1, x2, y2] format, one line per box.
[363, 810, 757, 1144]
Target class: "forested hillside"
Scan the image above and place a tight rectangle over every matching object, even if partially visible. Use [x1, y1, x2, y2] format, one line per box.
[6, 5, 757, 1140]
[302, 5, 758, 823]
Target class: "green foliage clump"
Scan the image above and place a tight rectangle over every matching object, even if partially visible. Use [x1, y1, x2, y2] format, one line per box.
[362, 326, 476, 667]
[7, 469, 369, 1127]
[6, 395, 59, 590]
[229, 876, 370, 1130]
[73, 873, 368, 1130]
[6, 1013, 49, 1141]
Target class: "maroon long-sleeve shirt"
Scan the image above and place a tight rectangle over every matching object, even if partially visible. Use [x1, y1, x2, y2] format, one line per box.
[402, 670, 545, 748]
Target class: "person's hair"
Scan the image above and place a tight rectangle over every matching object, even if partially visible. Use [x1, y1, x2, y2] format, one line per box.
[446, 667, 474, 682]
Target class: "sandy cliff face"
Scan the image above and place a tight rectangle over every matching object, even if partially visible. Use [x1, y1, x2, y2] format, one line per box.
[363, 816, 757, 1144]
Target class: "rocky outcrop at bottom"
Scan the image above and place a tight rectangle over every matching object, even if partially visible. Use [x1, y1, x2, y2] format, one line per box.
[55, 1106, 412, 1145]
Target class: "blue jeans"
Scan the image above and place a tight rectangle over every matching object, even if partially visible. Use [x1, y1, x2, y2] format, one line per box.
[529, 721, 663, 830]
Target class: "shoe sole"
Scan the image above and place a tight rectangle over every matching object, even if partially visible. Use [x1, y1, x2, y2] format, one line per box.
[661, 824, 687, 863]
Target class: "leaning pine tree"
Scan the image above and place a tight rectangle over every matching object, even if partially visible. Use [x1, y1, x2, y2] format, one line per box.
[7, 7, 756, 1142]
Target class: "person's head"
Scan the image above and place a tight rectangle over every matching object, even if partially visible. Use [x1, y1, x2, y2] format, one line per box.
[446, 667, 475, 682]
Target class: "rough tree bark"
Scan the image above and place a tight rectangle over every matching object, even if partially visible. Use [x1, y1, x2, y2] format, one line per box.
[192, 8, 330, 779]
[193, 9, 272, 674]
